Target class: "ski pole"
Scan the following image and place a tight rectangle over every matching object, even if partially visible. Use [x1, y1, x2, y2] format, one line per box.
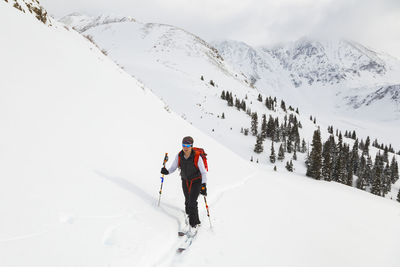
[203, 195, 212, 228]
[158, 153, 168, 206]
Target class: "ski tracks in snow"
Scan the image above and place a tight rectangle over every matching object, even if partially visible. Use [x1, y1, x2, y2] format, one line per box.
[156, 170, 261, 267]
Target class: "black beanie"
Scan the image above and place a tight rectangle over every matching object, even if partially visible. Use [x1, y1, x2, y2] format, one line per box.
[182, 136, 194, 145]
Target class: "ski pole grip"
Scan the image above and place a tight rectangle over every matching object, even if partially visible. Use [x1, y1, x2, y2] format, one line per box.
[163, 153, 169, 167]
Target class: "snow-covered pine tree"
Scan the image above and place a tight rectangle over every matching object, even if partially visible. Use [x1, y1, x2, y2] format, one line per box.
[240, 100, 246, 111]
[383, 146, 389, 163]
[346, 146, 354, 186]
[293, 149, 297, 161]
[287, 139, 292, 153]
[397, 188, 400, 203]
[228, 92, 233, 106]
[285, 160, 293, 172]
[371, 152, 383, 196]
[266, 115, 275, 139]
[221, 90, 226, 100]
[257, 94, 262, 102]
[364, 136, 370, 155]
[383, 162, 391, 195]
[306, 129, 322, 180]
[322, 137, 333, 181]
[356, 155, 366, 190]
[235, 98, 241, 110]
[254, 134, 264, 154]
[280, 100, 286, 112]
[278, 143, 285, 161]
[351, 130, 356, 140]
[261, 114, 267, 140]
[390, 156, 399, 183]
[270, 142, 276, 163]
[301, 139, 307, 153]
[251, 112, 258, 136]
[351, 139, 359, 175]
[365, 156, 373, 187]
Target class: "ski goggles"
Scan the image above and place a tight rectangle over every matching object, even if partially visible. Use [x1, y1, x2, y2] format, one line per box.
[182, 144, 193, 148]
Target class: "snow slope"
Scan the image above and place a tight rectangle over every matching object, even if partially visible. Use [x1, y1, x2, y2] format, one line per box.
[1, 3, 400, 267]
[0, 2, 248, 266]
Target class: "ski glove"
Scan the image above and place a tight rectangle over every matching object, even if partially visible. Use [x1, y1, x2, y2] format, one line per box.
[200, 183, 207, 196]
[161, 167, 169, 175]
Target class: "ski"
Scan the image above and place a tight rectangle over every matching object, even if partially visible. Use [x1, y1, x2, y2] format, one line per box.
[176, 227, 198, 253]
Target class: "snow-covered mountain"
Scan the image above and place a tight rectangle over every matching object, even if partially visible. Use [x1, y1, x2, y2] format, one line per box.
[214, 38, 400, 122]
[59, 12, 136, 32]
[2, 4, 400, 266]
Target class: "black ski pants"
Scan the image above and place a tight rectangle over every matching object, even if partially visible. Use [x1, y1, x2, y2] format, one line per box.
[182, 178, 202, 227]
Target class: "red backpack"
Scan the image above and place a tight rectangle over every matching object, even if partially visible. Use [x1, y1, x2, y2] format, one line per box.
[178, 147, 208, 171]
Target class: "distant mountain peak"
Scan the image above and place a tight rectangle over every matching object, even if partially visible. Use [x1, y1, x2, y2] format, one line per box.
[59, 13, 136, 33]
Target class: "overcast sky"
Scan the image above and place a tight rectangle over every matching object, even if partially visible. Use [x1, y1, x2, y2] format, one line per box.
[41, 0, 400, 58]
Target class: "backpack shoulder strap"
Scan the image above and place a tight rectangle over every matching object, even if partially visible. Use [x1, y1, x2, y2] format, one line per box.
[193, 149, 200, 170]
[178, 150, 184, 168]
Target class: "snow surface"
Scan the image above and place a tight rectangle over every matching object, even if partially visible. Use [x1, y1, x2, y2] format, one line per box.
[1, 3, 400, 267]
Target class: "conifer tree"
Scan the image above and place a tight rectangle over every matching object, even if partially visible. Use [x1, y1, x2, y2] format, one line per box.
[364, 136, 370, 155]
[356, 156, 366, 190]
[235, 98, 241, 110]
[287, 140, 293, 153]
[266, 115, 275, 139]
[397, 188, 400, 203]
[351, 139, 359, 175]
[254, 134, 264, 153]
[261, 114, 267, 140]
[270, 142, 276, 163]
[306, 130, 322, 179]
[383, 162, 391, 195]
[251, 112, 258, 136]
[301, 139, 307, 153]
[222, 112, 225, 119]
[365, 156, 373, 187]
[351, 131, 356, 140]
[241, 100, 246, 111]
[383, 146, 389, 163]
[286, 160, 294, 172]
[281, 100, 286, 112]
[221, 90, 226, 100]
[278, 143, 285, 161]
[322, 138, 333, 181]
[390, 156, 399, 183]
[371, 152, 383, 196]
[258, 94, 263, 102]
